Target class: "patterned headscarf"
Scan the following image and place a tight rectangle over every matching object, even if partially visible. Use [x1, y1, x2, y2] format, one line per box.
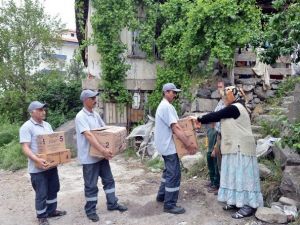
[224, 86, 246, 103]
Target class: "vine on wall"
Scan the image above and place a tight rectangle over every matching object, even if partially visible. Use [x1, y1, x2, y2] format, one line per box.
[91, 0, 137, 104]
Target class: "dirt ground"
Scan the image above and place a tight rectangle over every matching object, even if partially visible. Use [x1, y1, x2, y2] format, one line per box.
[0, 155, 263, 225]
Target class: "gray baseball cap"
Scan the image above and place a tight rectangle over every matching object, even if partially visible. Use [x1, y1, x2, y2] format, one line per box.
[28, 101, 48, 112]
[80, 89, 99, 102]
[162, 83, 181, 92]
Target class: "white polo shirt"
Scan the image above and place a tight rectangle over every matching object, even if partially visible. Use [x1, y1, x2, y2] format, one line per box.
[75, 107, 105, 164]
[154, 98, 179, 156]
[19, 118, 53, 173]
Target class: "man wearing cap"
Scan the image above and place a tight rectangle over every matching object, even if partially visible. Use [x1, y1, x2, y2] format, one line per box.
[19, 101, 66, 225]
[155, 83, 197, 214]
[75, 89, 127, 222]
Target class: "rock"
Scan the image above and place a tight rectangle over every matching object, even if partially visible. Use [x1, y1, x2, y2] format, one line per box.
[259, 163, 272, 179]
[245, 91, 254, 101]
[271, 83, 279, 90]
[254, 98, 261, 104]
[243, 84, 255, 92]
[283, 96, 295, 102]
[244, 222, 263, 225]
[191, 98, 218, 112]
[293, 83, 300, 101]
[181, 152, 204, 171]
[253, 114, 276, 124]
[252, 104, 264, 115]
[255, 207, 287, 224]
[254, 86, 275, 100]
[280, 166, 300, 202]
[288, 100, 300, 123]
[271, 202, 284, 211]
[279, 196, 300, 209]
[236, 78, 258, 85]
[272, 146, 300, 167]
[55, 119, 77, 154]
[196, 88, 211, 98]
[210, 90, 221, 99]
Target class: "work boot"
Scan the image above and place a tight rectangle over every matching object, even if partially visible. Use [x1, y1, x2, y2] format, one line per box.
[38, 218, 49, 225]
[87, 213, 99, 222]
[164, 206, 185, 214]
[107, 203, 128, 212]
[48, 210, 67, 218]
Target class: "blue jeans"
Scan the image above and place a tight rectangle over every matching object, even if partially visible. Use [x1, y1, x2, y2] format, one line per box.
[157, 153, 181, 209]
[82, 160, 118, 216]
[30, 167, 60, 218]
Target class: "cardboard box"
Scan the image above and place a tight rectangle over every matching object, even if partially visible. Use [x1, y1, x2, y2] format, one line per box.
[37, 132, 66, 153]
[177, 117, 197, 131]
[36, 149, 71, 169]
[173, 118, 198, 158]
[90, 126, 127, 158]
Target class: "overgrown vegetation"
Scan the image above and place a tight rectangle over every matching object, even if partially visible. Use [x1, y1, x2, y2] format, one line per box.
[0, 0, 65, 122]
[260, 76, 300, 153]
[0, 118, 27, 170]
[257, 0, 300, 65]
[138, 0, 261, 112]
[90, 0, 137, 104]
[259, 159, 283, 206]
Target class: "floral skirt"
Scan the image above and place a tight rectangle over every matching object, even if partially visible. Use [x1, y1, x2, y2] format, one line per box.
[217, 152, 264, 208]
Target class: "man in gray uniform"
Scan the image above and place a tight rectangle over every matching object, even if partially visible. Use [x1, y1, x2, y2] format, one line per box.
[19, 101, 66, 225]
[154, 83, 197, 214]
[75, 90, 127, 222]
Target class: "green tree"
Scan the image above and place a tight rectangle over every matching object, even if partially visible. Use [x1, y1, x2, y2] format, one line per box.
[66, 51, 86, 80]
[256, 0, 300, 64]
[138, 0, 261, 111]
[0, 0, 65, 122]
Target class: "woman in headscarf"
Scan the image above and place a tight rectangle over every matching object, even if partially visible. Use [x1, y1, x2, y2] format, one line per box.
[196, 86, 263, 219]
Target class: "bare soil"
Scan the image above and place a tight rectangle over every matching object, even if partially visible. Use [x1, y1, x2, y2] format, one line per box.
[0, 155, 262, 225]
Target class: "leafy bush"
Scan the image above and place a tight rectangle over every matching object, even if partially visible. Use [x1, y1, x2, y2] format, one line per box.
[259, 159, 282, 206]
[0, 132, 15, 147]
[0, 140, 27, 171]
[34, 72, 82, 129]
[0, 120, 27, 170]
[281, 122, 300, 153]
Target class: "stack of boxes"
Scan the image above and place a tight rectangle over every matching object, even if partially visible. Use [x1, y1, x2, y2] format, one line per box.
[90, 126, 127, 158]
[173, 117, 199, 158]
[36, 132, 71, 168]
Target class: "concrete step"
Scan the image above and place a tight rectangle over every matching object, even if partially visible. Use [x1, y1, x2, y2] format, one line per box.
[253, 114, 276, 124]
[265, 106, 288, 114]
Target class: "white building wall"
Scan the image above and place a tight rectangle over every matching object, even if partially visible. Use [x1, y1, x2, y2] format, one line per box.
[86, 1, 161, 89]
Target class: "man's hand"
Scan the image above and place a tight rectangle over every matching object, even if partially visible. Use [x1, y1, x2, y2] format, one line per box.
[187, 142, 197, 155]
[211, 149, 216, 158]
[35, 158, 49, 170]
[102, 149, 113, 160]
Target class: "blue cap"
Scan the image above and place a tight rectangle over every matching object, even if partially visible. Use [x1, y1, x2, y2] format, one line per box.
[162, 83, 181, 92]
[28, 101, 48, 112]
[80, 89, 99, 102]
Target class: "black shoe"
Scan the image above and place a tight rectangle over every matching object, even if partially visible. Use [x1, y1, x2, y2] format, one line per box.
[38, 218, 49, 225]
[48, 210, 67, 217]
[87, 213, 99, 222]
[156, 196, 164, 203]
[164, 206, 186, 214]
[108, 204, 128, 212]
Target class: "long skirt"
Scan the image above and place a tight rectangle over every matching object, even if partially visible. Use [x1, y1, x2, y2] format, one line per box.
[217, 152, 264, 208]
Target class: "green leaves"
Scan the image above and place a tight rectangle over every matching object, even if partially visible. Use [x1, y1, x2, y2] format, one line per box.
[91, 0, 137, 104]
[258, 0, 300, 64]
[0, 0, 65, 121]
